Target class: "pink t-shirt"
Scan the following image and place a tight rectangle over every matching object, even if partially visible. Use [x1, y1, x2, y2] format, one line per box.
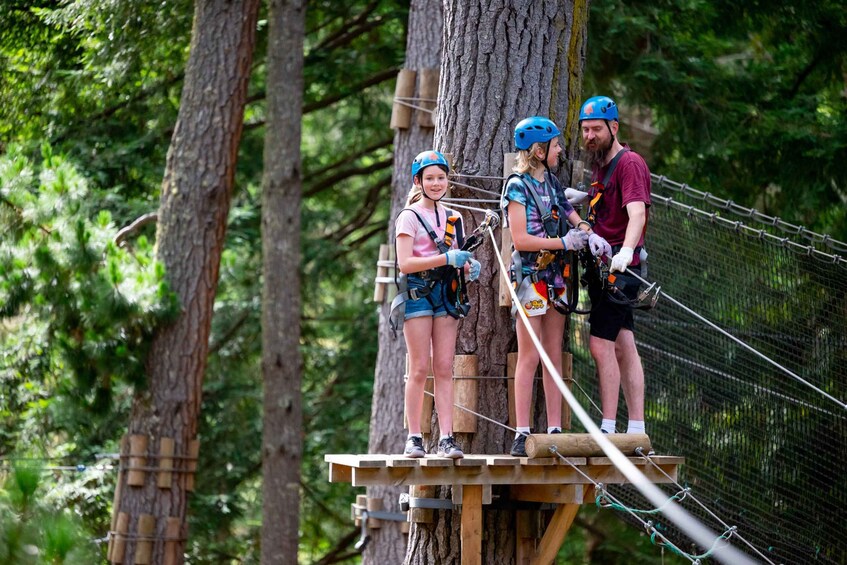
[395, 202, 460, 257]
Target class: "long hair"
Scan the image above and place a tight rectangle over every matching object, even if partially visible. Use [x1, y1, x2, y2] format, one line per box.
[514, 141, 546, 174]
[405, 183, 423, 207]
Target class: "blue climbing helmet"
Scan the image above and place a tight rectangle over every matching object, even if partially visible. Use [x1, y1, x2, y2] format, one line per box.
[579, 96, 618, 122]
[411, 150, 449, 180]
[514, 116, 561, 151]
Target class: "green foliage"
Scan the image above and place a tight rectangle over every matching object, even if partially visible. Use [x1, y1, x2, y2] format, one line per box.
[0, 464, 100, 564]
[0, 146, 178, 422]
[585, 0, 847, 241]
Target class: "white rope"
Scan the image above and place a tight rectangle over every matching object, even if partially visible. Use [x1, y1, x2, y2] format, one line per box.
[625, 268, 847, 412]
[486, 225, 759, 565]
[392, 98, 434, 114]
[448, 178, 501, 196]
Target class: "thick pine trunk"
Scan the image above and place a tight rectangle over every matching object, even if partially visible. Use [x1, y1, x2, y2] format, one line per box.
[403, 2, 589, 564]
[111, 1, 260, 564]
[261, 0, 306, 563]
[364, 1, 443, 563]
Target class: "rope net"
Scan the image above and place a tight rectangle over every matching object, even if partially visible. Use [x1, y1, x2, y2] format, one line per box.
[569, 180, 847, 564]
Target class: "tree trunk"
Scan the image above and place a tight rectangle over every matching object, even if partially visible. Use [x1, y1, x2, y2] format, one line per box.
[364, 1, 443, 563]
[404, 2, 589, 564]
[110, 1, 260, 564]
[261, 0, 306, 564]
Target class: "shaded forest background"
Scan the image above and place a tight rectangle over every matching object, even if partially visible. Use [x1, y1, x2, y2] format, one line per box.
[1, 0, 845, 563]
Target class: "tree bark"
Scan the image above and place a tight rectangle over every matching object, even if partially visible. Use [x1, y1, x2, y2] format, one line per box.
[110, 1, 260, 564]
[261, 0, 306, 564]
[404, 2, 589, 564]
[364, 1, 443, 564]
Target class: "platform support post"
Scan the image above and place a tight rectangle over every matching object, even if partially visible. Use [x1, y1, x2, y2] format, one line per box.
[460, 484, 482, 565]
[529, 486, 587, 565]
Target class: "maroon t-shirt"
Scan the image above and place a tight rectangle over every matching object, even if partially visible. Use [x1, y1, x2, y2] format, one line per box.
[589, 146, 651, 265]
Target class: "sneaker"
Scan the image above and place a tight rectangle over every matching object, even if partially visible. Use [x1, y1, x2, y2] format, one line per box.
[437, 436, 464, 459]
[549, 429, 562, 434]
[404, 436, 426, 458]
[510, 433, 528, 457]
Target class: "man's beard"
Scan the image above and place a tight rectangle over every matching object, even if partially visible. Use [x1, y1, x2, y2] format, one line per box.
[583, 136, 614, 169]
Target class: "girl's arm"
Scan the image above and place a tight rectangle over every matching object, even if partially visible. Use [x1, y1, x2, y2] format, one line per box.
[396, 234, 451, 274]
[567, 210, 592, 234]
[508, 201, 568, 252]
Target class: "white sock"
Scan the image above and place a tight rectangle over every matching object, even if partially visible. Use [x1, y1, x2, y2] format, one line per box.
[600, 419, 616, 434]
[547, 427, 562, 434]
[627, 420, 645, 434]
[439, 434, 451, 440]
[516, 427, 531, 438]
[408, 433, 422, 440]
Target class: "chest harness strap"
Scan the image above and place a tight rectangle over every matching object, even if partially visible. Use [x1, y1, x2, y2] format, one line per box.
[388, 207, 464, 337]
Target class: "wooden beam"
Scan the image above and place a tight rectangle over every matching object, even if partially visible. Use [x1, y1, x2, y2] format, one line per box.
[529, 498, 582, 565]
[510, 484, 583, 504]
[461, 484, 482, 565]
[525, 433, 653, 458]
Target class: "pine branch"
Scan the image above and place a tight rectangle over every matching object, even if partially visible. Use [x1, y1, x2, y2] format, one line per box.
[303, 157, 393, 198]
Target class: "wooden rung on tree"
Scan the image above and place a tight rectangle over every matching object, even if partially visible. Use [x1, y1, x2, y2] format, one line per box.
[373, 244, 396, 303]
[499, 152, 516, 307]
[127, 434, 148, 487]
[390, 69, 416, 129]
[416, 67, 439, 128]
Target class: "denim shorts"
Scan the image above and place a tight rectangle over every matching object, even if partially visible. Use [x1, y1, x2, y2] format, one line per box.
[404, 277, 448, 320]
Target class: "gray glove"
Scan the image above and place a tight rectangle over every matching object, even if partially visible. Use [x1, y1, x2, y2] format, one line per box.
[561, 229, 588, 251]
[588, 233, 612, 257]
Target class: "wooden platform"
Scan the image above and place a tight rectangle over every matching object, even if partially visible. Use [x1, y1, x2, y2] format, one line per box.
[326, 453, 683, 489]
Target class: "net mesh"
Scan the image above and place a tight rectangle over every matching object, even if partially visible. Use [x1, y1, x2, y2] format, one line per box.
[570, 176, 847, 564]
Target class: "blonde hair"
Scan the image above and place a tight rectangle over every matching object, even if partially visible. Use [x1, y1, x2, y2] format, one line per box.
[514, 141, 546, 174]
[405, 183, 423, 207]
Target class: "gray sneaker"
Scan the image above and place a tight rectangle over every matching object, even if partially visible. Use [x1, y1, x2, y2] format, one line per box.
[437, 436, 464, 459]
[404, 436, 426, 458]
[510, 433, 528, 457]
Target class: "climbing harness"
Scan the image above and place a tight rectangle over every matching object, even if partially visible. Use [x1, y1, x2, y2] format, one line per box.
[503, 171, 573, 315]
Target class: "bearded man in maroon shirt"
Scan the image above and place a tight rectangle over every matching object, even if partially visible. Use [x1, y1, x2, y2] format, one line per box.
[579, 95, 652, 437]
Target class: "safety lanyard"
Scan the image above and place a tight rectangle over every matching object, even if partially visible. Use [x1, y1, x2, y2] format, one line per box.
[586, 148, 629, 227]
[402, 207, 462, 254]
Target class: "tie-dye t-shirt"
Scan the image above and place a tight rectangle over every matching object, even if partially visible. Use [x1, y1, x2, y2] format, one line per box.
[501, 172, 574, 287]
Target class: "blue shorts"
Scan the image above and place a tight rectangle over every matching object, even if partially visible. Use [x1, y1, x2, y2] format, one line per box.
[404, 278, 448, 320]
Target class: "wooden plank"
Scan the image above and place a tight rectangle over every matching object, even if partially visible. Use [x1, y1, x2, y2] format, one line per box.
[329, 463, 353, 483]
[510, 484, 583, 504]
[529, 498, 582, 565]
[324, 454, 387, 468]
[516, 510, 539, 565]
[461, 484, 483, 565]
[453, 355, 478, 433]
[454, 456, 485, 467]
[418, 456, 456, 467]
[587, 455, 685, 466]
[347, 460, 681, 487]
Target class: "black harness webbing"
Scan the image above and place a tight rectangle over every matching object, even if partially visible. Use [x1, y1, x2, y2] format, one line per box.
[586, 148, 629, 227]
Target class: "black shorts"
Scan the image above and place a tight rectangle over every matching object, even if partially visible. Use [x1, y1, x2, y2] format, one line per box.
[588, 265, 641, 341]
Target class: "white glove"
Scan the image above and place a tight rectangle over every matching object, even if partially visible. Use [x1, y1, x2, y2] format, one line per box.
[565, 187, 590, 206]
[588, 233, 612, 258]
[468, 259, 481, 281]
[610, 246, 634, 273]
[561, 229, 588, 251]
